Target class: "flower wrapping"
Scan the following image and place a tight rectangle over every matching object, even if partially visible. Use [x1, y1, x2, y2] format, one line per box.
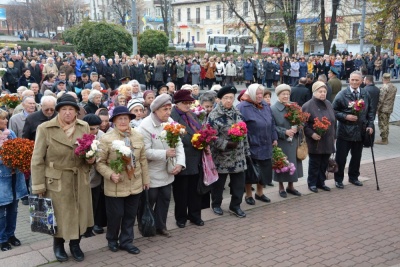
[110, 140, 135, 178]
[348, 99, 365, 117]
[159, 121, 187, 148]
[272, 146, 296, 175]
[284, 103, 310, 126]
[0, 138, 35, 172]
[228, 121, 248, 142]
[74, 133, 100, 159]
[191, 124, 217, 150]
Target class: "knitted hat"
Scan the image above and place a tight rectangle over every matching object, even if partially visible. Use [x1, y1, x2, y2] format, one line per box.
[150, 94, 172, 112]
[312, 81, 327, 93]
[127, 99, 144, 111]
[275, 84, 291, 96]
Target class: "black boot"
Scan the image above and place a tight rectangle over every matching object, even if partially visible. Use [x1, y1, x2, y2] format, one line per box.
[69, 239, 84, 262]
[53, 238, 68, 262]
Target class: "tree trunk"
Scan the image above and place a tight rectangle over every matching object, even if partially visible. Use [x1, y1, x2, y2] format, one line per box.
[257, 37, 263, 54]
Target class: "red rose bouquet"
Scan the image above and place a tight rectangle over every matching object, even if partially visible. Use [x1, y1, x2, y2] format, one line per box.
[191, 124, 217, 150]
[74, 134, 100, 159]
[228, 121, 247, 142]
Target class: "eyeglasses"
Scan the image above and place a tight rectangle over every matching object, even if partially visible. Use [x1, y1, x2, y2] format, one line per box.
[181, 101, 193, 105]
[43, 108, 55, 112]
[221, 96, 234, 101]
[89, 126, 100, 131]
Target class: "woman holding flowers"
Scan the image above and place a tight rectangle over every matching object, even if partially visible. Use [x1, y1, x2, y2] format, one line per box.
[31, 94, 95, 262]
[237, 84, 278, 205]
[96, 106, 149, 255]
[0, 109, 28, 251]
[170, 90, 204, 228]
[207, 86, 250, 218]
[138, 94, 185, 237]
[302, 81, 336, 193]
[271, 84, 304, 198]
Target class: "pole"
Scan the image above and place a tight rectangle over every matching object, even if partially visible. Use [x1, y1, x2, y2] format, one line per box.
[359, 0, 366, 54]
[131, 0, 137, 55]
[168, 0, 172, 44]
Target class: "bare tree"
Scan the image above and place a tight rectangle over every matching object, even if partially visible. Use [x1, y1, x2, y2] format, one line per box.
[110, 0, 131, 26]
[319, 0, 341, 54]
[158, 0, 171, 38]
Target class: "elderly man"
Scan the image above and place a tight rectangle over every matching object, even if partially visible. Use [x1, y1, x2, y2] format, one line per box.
[13, 89, 40, 115]
[28, 60, 42, 84]
[9, 96, 36, 138]
[42, 57, 59, 77]
[375, 73, 398, 145]
[332, 71, 374, 188]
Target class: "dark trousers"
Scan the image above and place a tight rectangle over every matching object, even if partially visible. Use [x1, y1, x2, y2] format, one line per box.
[334, 138, 363, 183]
[172, 174, 202, 223]
[225, 76, 234, 86]
[148, 184, 172, 231]
[91, 185, 107, 227]
[307, 154, 330, 187]
[211, 172, 245, 210]
[205, 78, 214, 89]
[105, 194, 140, 248]
[0, 199, 18, 243]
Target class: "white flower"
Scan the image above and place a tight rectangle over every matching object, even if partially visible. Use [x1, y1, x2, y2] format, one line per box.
[160, 130, 167, 139]
[119, 146, 131, 156]
[91, 143, 98, 151]
[179, 128, 186, 135]
[160, 122, 168, 128]
[112, 140, 125, 150]
[93, 140, 100, 145]
[86, 150, 94, 157]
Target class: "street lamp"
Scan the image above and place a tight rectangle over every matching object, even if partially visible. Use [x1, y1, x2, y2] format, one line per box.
[131, 0, 138, 55]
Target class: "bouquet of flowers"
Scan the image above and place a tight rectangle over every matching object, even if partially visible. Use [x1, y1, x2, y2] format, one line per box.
[191, 105, 206, 122]
[228, 121, 247, 142]
[109, 140, 135, 178]
[74, 134, 100, 159]
[348, 99, 365, 117]
[313, 117, 331, 136]
[0, 68, 6, 78]
[0, 138, 35, 172]
[0, 94, 21, 109]
[159, 121, 187, 148]
[272, 146, 296, 175]
[191, 124, 217, 150]
[284, 103, 310, 126]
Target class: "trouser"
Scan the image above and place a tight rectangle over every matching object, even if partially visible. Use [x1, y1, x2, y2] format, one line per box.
[148, 184, 172, 231]
[334, 138, 363, 183]
[307, 154, 330, 187]
[224, 76, 234, 86]
[172, 174, 202, 223]
[266, 79, 273, 88]
[378, 112, 390, 140]
[290, 77, 299, 86]
[211, 172, 245, 210]
[205, 78, 214, 90]
[0, 199, 19, 243]
[105, 194, 140, 247]
[91, 185, 107, 227]
[374, 69, 381, 81]
[176, 77, 184, 90]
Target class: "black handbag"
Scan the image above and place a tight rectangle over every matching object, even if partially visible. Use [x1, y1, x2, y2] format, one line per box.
[245, 156, 260, 184]
[28, 196, 57, 236]
[137, 189, 156, 237]
[327, 153, 338, 173]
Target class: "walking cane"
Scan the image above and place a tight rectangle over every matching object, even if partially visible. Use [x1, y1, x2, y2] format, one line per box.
[369, 133, 380, 191]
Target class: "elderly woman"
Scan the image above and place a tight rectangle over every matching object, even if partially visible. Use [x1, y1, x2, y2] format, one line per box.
[84, 90, 106, 114]
[129, 80, 144, 102]
[96, 106, 149, 254]
[207, 86, 250, 218]
[199, 91, 217, 124]
[31, 94, 95, 262]
[0, 110, 28, 251]
[271, 84, 303, 198]
[237, 84, 278, 205]
[302, 82, 336, 193]
[138, 94, 185, 237]
[170, 90, 203, 228]
[127, 99, 144, 128]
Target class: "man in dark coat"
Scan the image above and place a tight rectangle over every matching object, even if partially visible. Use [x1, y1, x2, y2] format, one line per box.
[131, 59, 146, 84]
[93, 57, 105, 78]
[28, 60, 42, 85]
[289, 77, 311, 106]
[332, 71, 374, 189]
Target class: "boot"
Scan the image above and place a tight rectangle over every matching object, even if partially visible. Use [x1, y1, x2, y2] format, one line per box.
[69, 239, 84, 262]
[375, 139, 388, 145]
[53, 237, 68, 262]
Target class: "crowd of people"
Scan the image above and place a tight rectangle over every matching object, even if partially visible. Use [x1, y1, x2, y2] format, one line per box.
[0, 45, 398, 263]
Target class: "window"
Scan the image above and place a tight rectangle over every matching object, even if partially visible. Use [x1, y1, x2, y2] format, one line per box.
[177, 9, 181, 21]
[228, 7, 233, 18]
[206, 6, 210, 20]
[196, 8, 200, 24]
[243, 1, 249, 17]
[155, 7, 161, 17]
[311, 0, 319, 12]
[332, 24, 338, 39]
[310, 25, 318, 40]
[144, 8, 150, 16]
[352, 23, 360, 39]
[216, 5, 221, 19]
[187, 8, 191, 21]
[196, 32, 200, 42]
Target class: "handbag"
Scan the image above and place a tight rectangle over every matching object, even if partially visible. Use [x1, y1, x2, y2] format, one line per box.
[28, 196, 57, 236]
[137, 189, 156, 237]
[215, 75, 222, 82]
[296, 128, 308, 161]
[245, 156, 260, 184]
[327, 153, 338, 173]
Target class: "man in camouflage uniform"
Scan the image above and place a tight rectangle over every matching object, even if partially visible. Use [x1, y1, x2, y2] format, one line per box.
[375, 73, 397, 145]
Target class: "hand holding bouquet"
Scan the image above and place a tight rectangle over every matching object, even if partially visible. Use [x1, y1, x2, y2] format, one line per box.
[272, 146, 296, 175]
[191, 124, 217, 150]
[74, 134, 100, 159]
[348, 99, 365, 117]
[159, 121, 186, 148]
[228, 121, 247, 142]
[313, 117, 331, 136]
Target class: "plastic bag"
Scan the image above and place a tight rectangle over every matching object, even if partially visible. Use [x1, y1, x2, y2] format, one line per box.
[29, 196, 57, 236]
[202, 150, 219, 186]
[137, 190, 156, 237]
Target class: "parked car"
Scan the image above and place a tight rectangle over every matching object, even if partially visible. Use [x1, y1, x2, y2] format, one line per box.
[310, 50, 326, 56]
[175, 43, 195, 51]
[260, 47, 282, 57]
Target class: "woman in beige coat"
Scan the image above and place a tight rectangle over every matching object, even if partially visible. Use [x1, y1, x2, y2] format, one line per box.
[96, 106, 150, 255]
[31, 94, 95, 262]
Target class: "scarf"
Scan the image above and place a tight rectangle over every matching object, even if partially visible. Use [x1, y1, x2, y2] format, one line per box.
[57, 115, 76, 140]
[175, 107, 201, 132]
[0, 128, 10, 147]
[242, 94, 263, 110]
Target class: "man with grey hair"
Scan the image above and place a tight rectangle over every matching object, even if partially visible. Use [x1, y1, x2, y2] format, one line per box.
[13, 89, 41, 115]
[43, 57, 59, 77]
[28, 60, 42, 84]
[9, 96, 37, 137]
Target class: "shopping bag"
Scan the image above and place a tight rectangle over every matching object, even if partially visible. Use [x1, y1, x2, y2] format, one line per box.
[137, 190, 156, 237]
[28, 196, 57, 236]
[202, 150, 218, 186]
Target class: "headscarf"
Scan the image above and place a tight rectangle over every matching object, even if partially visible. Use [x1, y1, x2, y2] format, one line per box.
[243, 84, 263, 110]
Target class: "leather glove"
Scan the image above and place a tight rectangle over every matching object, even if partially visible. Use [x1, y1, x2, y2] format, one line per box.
[226, 141, 239, 149]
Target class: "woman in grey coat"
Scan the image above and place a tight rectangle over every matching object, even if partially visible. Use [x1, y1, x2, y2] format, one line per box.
[190, 59, 201, 86]
[271, 84, 303, 198]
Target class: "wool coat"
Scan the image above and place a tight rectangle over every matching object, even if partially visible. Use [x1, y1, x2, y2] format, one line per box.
[190, 64, 201, 85]
[271, 101, 304, 182]
[31, 117, 93, 240]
